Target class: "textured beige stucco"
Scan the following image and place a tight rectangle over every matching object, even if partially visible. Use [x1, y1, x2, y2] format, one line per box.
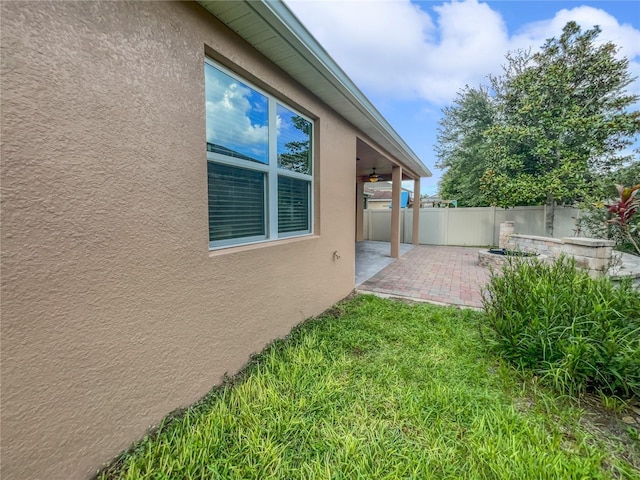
[0, 2, 373, 479]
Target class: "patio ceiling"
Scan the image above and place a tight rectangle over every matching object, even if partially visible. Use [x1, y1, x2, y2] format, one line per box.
[356, 139, 415, 182]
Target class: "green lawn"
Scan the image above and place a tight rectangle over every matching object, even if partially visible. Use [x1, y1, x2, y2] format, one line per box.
[98, 295, 639, 480]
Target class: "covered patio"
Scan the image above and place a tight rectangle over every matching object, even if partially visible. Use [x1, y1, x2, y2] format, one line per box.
[356, 243, 492, 309]
[355, 138, 429, 259]
[355, 241, 415, 286]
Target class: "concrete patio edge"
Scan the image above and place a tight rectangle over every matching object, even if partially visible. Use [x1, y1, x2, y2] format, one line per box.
[355, 289, 484, 311]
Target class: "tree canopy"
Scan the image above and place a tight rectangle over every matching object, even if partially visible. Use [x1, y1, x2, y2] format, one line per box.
[435, 86, 495, 207]
[435, 21, 640, 234]
[278, 115, 312, 174]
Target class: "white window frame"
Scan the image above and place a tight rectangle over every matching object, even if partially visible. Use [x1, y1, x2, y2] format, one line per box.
[205, 58, 314, 250]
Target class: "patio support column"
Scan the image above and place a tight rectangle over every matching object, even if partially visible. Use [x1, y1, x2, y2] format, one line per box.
[390, 165, 402, 258]
[355, 181, 364, 241]
[412, 178, 420, 245]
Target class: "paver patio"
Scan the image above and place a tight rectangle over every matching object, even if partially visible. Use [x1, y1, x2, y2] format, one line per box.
[358, 245, 491, 308]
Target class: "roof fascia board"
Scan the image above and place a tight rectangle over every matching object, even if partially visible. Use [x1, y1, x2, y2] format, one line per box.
[197, 0, 431, 179]
[248, 1, 430, 178]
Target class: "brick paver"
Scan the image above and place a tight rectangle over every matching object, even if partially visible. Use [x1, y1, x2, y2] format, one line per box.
[358, 246, 491, 308]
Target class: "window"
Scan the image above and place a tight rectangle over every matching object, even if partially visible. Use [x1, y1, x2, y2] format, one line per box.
[205, 59, 313, 249]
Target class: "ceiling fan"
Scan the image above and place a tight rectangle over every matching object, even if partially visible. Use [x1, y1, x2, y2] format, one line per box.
[360, 168, 390, 183]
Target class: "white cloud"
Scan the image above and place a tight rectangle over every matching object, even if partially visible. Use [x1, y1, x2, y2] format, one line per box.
[287, 0, 434, 98]
[511, 6, 640, 59]
[285, 0, 640, 104]
[511, 6, 640, 97]
[205, 70, 268, 156]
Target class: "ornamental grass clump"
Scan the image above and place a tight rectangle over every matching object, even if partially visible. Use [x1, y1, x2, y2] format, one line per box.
[482, 256, 640, 398]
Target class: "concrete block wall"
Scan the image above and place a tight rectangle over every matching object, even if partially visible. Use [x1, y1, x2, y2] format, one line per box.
[561, 237, 614, 275]
[505, 234, 565, 257]
[503, 227, 614, 277]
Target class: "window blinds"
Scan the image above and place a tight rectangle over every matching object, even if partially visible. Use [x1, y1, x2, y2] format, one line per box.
[208, 162, 266, 242]
[278, 176, 310, 234]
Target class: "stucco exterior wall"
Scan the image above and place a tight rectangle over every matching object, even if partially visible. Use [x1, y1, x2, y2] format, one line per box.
[1, 2, 360, 479]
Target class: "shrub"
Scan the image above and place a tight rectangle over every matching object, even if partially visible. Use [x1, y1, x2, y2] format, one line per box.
[577, 205, 640, 255]
[576, 165, 640, 255]
[482, 256, 640, 398]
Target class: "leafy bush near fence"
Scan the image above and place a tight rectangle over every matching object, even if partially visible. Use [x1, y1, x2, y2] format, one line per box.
[577, 201, 640, 255]
[482, 256, 640, 398]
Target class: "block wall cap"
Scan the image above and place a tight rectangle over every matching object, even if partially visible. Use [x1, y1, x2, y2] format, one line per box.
[562, 237, 615, 247]
[510, 234, 563, 244]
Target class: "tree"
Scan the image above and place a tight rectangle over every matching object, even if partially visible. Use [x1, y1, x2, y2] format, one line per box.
[278, 115, 312, 174]
[435, 86, 495, 206]
[480, 22, 640, 235]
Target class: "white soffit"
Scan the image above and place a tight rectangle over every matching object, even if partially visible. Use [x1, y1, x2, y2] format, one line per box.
[197, 0, 431, 179]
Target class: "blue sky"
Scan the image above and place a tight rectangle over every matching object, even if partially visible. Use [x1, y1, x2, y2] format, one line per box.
[206, 62, 313, 169]
[285, 0, 640, 195]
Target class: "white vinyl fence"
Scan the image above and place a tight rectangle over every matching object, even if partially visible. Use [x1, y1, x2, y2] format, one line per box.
[363, 206, 581, 246]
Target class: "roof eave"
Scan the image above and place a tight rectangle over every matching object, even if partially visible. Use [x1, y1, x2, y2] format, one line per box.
[196, 0, 431, 179]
